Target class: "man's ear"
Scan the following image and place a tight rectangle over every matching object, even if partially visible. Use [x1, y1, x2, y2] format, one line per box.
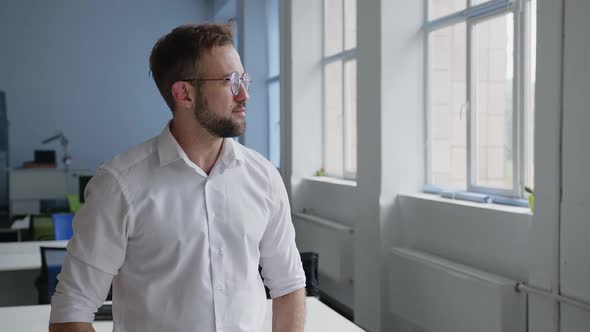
[171, 81, 194, 109]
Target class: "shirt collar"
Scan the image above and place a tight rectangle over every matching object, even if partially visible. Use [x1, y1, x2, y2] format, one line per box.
[157, 123, 244, 168]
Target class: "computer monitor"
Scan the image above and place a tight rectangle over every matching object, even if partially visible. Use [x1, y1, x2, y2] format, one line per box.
[78, 176, 92, 203]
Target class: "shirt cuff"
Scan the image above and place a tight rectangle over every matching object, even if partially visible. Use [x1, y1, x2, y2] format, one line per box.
[50, 293, 96, 323]
[269, 280, 306, 299]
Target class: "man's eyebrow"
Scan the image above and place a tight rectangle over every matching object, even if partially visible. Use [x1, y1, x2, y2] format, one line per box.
[224, 70, 245, 77]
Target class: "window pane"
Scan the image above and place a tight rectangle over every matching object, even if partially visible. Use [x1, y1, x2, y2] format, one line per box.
[473, 13, 514, 189]
[268, 80, 281, 167]
[324, 0, 343, 56]
[524, 0, 536, 191]
[324, 60, 344, 176]
[344, 59, 356, 176]
[428, 23, 467, 189]
[266, 0, 280, 77]
[344, 0, 356, 50]
[429, 0, 466, 21]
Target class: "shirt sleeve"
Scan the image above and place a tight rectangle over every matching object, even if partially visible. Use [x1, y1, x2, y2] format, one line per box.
[50, 168, 133, 323]
[50, 254, 114, 323]
[259, 168, 306, 298]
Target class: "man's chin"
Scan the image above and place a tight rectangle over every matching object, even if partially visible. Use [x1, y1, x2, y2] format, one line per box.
[220, 126, 245, 138]
[233, 120, 246, 135]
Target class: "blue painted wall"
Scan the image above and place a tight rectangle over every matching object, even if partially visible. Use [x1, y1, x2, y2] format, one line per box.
[237, 0, 270, 160]
[0, 0, 212, 169]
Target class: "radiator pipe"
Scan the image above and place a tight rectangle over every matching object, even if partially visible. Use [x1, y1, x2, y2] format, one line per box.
[293, 212, 354, 235]
[516, 283, 590, 313]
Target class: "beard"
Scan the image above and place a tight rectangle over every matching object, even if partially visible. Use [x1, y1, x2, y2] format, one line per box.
[193, 91, 245, 138]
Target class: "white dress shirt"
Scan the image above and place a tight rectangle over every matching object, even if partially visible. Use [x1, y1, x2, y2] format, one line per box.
[50, 124, 306, 332]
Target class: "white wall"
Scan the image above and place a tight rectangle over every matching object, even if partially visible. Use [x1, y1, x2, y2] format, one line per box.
[559, 0, 590, 330]
[528, 0, 563, 330]
[0, 0, 212, 170]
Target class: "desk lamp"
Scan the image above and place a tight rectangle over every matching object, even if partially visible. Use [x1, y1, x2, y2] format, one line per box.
[42, 132, 71, 171]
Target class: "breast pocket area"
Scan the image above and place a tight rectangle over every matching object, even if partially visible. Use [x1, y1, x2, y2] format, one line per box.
[224, 195, 270, 246]
[132, 194, 209, 251]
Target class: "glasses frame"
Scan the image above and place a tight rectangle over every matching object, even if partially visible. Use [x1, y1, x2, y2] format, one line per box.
[181, 71, 251, 96]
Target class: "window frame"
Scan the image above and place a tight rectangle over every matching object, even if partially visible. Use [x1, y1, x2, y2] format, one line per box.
[321, 0, 357, 180]
[266, 0, 281, 168]
[424, 0, 533, 198]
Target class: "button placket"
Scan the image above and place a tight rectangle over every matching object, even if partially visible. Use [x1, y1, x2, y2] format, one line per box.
[206, 178, 227, 332]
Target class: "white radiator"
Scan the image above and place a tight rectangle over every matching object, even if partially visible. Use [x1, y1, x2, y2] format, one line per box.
[292, 212, 354, 285]
[389, 248, 526, 332]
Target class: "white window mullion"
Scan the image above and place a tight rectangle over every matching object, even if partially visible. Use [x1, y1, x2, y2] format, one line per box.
[341, 0, 347, 178]
[341, 58, 347, 178]
[523, 0, 536, 190]
[465, 21, 477, 191]
[514, 0, 525, 197]
[424, 3, 432, 185]
[321, 0, 327, 173]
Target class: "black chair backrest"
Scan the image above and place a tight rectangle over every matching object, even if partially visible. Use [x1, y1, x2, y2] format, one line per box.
[300, 252, 319, 297]
[0, 229, 19, 242]
[35, 246, 67, 304]
[260, 251, 319, 299]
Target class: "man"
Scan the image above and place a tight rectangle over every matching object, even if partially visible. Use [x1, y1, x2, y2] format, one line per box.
[49, 23, 306, 332]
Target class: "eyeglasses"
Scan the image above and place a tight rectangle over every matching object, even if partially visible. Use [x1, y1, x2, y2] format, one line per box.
[181, 71, 251, 96]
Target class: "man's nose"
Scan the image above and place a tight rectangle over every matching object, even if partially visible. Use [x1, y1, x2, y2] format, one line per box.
[234, 82, 249, 102]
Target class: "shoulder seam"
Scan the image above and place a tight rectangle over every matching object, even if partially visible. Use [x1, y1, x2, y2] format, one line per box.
[97, 167, 136, 230]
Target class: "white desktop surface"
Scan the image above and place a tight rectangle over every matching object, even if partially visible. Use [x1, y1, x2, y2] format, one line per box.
[0, 298, 365, 332]
[0, 240, 68, 272]
[0, 240, 68, 254]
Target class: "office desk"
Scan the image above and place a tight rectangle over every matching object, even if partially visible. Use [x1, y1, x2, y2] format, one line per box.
[0, 240, 68, 306]
[0, 240, 68, 271]
[0, 297, 365, 332]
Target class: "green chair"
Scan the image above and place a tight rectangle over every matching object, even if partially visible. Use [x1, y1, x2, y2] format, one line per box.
[66, 194, 82, 213]
[30, 215, 55, 241]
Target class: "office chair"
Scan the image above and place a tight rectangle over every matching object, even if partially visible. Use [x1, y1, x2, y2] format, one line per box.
[29, 215, 55, 241]
[34, 244, 114, 319]
[261, 251, 319, 299]
[300, 252, 319, 297]
[52, 213, 74, 240]
[35, 247, 67, 304]
[0, 229, 19, 242]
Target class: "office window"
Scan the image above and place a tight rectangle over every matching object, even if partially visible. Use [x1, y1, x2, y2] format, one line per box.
[323, 0, 357, 179]
[266, 0, 280, 167]
[425, 0, 536, 197]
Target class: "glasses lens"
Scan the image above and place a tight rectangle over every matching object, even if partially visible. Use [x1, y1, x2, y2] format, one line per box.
[242, 72, 251, 92]
[229, 72, 240, 95]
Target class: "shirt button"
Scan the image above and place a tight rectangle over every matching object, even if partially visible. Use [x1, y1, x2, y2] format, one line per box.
[212, 248, 221, 255]
[215, 285, 224, 291]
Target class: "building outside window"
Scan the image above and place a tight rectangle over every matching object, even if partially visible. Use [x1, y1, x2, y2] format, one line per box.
[322, 0, 357, 179]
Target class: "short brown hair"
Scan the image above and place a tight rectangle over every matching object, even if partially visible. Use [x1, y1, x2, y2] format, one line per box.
[149, 23, 234, 110]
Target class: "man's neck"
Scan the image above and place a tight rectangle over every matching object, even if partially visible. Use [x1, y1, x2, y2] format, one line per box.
[170, 117, 224, 175]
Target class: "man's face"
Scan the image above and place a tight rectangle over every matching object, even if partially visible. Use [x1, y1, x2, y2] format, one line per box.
[193, 45, 249, 138]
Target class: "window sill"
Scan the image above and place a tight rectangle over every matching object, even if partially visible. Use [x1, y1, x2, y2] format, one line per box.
[305, 176, 357, 187]
[401, 193, 532, 215]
